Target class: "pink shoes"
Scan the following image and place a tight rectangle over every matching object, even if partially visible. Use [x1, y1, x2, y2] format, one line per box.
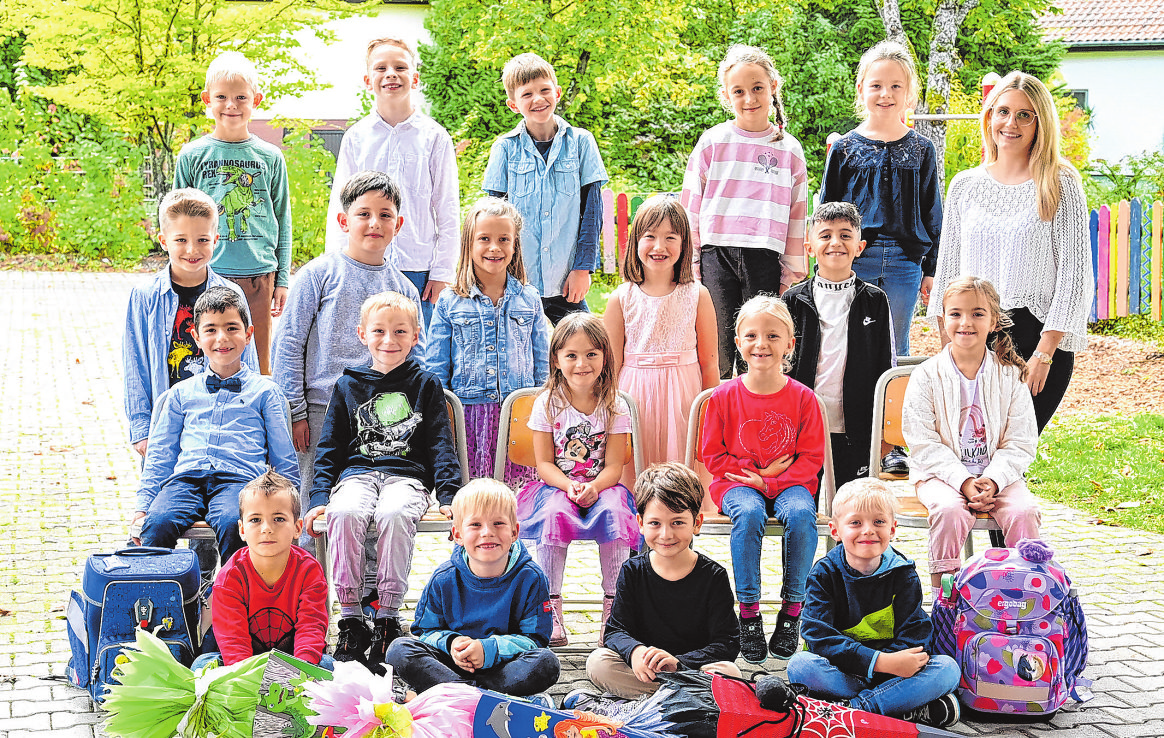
[549, 595, 568, 647]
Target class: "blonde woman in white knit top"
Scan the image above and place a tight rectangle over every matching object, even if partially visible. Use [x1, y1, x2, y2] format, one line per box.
[927, 71, 1093, 433]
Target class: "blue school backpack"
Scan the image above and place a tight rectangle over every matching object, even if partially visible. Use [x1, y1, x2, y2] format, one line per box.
[929, 539, 1091, 715]
[65, 546, 201, 701]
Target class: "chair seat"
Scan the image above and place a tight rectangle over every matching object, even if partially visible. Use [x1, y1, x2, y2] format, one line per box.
[699, 512, 831, 536]
[895, 493, 999, 529]
[310, 510, 452, 535]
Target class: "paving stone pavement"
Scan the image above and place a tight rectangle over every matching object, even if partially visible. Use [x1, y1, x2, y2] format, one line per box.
[0, 270, 1162, 737]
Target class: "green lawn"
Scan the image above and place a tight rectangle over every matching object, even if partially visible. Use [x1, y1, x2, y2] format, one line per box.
[1031, 414, 1164, 536]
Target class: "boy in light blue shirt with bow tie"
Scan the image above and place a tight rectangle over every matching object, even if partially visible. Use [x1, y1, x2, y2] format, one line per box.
[133, 286, 300, 562]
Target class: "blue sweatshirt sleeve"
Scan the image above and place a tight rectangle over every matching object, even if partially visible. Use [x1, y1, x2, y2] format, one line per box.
[479, 566, 551, 668]
[571, 181, 602, 272]
[412, 572, 459, 654]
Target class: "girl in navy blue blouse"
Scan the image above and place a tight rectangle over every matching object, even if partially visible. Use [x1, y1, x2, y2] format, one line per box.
[820, 41, 943, 357]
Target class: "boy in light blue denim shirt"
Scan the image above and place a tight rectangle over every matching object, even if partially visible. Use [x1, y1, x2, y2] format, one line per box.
[483, 53, 608, 325]
[132, 287, 299, 562]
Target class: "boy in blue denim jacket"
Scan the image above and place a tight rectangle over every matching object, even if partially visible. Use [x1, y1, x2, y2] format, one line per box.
[132, 287, 299, 562]
[123, 188, 259, 459]
[124, 189, 259, 578]
[483, 53, 608, 325]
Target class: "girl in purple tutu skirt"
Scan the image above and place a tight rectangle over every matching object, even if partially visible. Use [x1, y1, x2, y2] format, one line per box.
[518, 314, 638, 647]
[425, 197, 550, 487]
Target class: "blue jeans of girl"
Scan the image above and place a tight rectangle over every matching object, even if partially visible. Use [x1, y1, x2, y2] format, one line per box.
[852, 241, 921, 357]
[720, 484, 817, 605]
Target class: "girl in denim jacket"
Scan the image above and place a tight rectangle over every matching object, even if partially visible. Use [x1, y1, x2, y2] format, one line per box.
[425, 197, 550, 484]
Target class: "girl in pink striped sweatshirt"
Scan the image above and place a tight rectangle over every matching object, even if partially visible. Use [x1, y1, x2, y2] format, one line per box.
[680, 44, 808, 380]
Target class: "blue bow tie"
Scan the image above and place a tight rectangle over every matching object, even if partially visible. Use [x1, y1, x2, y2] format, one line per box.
[206, 375, 242, 393]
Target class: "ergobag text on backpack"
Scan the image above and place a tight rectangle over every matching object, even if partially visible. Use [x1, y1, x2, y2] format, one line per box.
[930, 539, 1091, 715]
[65, 546, 201, 702]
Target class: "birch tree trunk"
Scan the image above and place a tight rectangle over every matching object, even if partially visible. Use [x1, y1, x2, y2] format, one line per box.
[876, 0, 980, 185]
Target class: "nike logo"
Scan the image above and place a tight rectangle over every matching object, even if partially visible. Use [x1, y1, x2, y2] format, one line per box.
[863, 317, 875, 326]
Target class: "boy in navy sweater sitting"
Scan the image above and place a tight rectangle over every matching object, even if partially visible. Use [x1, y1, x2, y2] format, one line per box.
[384, 479, 560, 699]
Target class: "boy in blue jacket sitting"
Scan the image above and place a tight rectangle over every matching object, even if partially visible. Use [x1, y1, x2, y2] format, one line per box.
[385, 479, 560, 699]
[787, 479, 960, 728]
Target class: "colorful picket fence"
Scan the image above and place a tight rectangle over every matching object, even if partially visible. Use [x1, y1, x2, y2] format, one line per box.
[599, 189, 662, 274]
[1091, 198, 1164, 321]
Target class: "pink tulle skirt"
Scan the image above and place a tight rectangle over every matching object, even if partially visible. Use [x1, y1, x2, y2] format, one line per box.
[464, 402, 538, 489]
[516, 481, 639, 547]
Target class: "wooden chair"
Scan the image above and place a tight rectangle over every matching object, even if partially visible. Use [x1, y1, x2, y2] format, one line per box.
[492, 387, 645, 482]
[683, 387, 837, 549]
[869, 365, 1001, 557]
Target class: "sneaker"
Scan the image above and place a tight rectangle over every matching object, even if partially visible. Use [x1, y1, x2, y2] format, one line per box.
[562, 690, 640, 719]
[361, 591, 380, 620]
[368, 616, 405, 666]
[527, 692, 555, 709]
[881, 446, 909, 476]
[739, 614, 768, 664]
[561, 689, 599, 710]
[768, 611, 800, 659]
[902, 694, 961, 728]
[598, 594, 615, 645]
[334, 616, 373, 663]
[549, 595, 568, 647]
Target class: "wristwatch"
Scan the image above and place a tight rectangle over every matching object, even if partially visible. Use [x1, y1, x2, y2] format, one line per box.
[1031, 350, 1053, 365]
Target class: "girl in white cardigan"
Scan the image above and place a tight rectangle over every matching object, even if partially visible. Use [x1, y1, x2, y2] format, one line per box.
[903, 277, 1041, 597]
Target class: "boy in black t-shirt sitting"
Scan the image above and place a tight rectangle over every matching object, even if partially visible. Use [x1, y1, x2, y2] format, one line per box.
[568, 462, 741, 704]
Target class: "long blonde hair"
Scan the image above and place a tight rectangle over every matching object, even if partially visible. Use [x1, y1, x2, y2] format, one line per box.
[942, 277, 1028, 381]
[542, 313, 618, 421]
[981, 71, 1081, 222]
[452, 197, 527, 298]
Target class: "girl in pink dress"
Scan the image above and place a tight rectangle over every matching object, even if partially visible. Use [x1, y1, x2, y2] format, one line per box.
[517, 314, 639, 647]
[604, 196, 720, 488]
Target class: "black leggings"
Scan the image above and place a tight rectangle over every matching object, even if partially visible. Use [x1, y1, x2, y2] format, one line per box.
[1002, 307, 1075, 434]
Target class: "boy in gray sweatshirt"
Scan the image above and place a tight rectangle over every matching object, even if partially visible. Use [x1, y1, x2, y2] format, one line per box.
[272, 171, 425, 556]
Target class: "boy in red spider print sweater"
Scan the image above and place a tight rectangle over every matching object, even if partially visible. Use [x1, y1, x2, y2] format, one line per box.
[193, 471, 331, 670]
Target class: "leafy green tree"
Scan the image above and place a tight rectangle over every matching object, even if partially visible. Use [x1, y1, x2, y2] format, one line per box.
[7, 0, 372, 196]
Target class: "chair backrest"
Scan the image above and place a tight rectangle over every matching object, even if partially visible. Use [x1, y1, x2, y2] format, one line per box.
[868, 366, 916, 477]
[443, 389, 470, 485]
[493, 388, 644, 482]
[684, 387, 837, 519]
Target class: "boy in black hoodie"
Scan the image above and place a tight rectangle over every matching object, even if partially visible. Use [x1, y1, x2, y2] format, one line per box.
[786, 479, 960, 728]
[305, 291, 460, 668]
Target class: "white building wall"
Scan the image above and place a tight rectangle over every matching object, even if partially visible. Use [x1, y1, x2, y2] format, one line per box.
[257, 4, 431, 123]
[1057, 50, 1164, 162]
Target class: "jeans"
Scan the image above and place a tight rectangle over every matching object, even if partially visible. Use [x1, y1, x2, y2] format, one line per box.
[191, 651, 335, 672]
[385, 637, 560, 696]
[720, 485, 817, 604]
[787, 650, 960, 716]
[403, 270, 435, 327]
[852, 242, 921, 357]
[541, 294, 589, 325]
[1003, 307, 1075, 433]
[140, 471, 249, 562]
[700, 245, 783, 378]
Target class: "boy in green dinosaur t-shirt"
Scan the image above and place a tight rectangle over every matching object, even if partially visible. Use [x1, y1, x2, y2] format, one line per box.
[174, 50, 292, 375]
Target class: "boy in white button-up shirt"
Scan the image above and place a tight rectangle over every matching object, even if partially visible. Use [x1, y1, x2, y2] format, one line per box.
[325, 37, 459, 326]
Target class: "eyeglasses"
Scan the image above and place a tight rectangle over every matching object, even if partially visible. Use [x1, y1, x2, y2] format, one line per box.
[992, 107, 1037, 128]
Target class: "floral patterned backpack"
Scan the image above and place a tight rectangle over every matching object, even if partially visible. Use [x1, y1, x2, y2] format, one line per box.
[929, 539, 1092, 715]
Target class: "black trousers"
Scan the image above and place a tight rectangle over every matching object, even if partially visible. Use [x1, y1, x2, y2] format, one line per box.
[1001, 307, 1075, 434]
